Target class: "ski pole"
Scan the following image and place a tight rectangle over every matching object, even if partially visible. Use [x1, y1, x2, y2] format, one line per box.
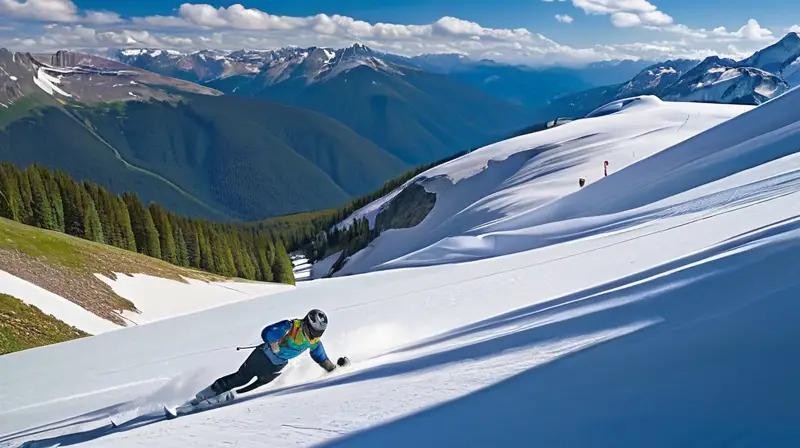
[236, 344, 260, 351]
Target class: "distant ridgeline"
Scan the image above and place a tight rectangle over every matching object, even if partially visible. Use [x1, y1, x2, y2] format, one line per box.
[0, 163, 296, 284]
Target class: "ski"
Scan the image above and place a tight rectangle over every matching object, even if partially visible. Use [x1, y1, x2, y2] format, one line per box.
[164, 391, 235, 420]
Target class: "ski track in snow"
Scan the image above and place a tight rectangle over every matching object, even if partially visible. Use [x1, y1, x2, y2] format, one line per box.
[4, 91, 800, 447]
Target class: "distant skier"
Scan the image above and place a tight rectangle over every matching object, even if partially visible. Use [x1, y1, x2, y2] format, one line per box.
[190, 309, 349, 406]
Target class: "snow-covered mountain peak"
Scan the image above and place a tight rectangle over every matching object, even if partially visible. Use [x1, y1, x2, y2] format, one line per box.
[775, 31, 800, 48]
[695, 55, 738, 70]
[739, 32, 800, 85]
[112, 44, 410, 84]
[619, 59, 699, 94]
[119, 48, 183, 59]
[0, 49, 220, 104]
[663, 58, 787, 104]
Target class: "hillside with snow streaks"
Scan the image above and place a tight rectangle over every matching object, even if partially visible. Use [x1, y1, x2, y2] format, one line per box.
[336, 95, 752, 275]
[0, 268, 293, 334]
[3, 89, 800, 447]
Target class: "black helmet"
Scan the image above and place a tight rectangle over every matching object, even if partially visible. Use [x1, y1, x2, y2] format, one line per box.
[303, 309, 328, 339]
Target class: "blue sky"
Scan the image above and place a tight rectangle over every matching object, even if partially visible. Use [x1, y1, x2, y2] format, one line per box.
[1, 0, 799, 66]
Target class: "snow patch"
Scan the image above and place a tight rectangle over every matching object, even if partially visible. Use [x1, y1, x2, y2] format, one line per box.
[95, 273, 294, 326]
[33, 67, 72, 98]
[121, 49, 147, 57]
[0, 269, 121, 335]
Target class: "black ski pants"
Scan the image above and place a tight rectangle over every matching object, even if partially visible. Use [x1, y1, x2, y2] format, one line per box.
[211, 344, 286, 395]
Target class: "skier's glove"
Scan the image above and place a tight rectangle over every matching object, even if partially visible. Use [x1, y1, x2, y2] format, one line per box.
[269, 341, 280, 353]
[337, 357, 350, 367]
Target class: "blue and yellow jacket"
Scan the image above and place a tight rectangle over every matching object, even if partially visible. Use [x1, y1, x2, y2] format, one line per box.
[260, 319, 328, 366]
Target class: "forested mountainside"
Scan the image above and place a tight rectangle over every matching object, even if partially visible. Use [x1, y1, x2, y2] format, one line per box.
[0, 50, 409, 221]
[0, 163, 296, 284]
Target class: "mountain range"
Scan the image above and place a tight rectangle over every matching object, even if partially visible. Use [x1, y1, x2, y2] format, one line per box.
[115, 44, 539, 165]
[0, 49, 409, 221]
[540, 33, 800, 119]
[2, 33, 800, 222]
[114, 45, 650, 116]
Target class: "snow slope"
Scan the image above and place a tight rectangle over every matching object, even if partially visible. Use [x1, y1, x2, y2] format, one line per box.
[337, 95, 752, 275]
[3, 89, 800, 447]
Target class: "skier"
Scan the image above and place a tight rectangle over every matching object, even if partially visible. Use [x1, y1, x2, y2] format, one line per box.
[189, 309, 349, 406]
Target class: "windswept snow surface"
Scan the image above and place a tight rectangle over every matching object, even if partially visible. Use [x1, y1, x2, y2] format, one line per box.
[0, 270, 119, 334]
[4, 90, 800, 447]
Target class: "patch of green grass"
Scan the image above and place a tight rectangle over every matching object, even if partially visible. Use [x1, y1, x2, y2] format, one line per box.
[0, 293, 89, 355]
[0, 217, 90, 271]
[80, 100, 129, 115]
[260, 209, 338, 225]
[0, 217, 230, 324]
[0, 216, 226, 279]
[0, 96, 46, 129]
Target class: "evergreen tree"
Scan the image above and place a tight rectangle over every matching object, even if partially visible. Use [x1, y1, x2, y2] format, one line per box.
[26, 167, 56, 230]
[87, 183, 120, 248]
[197, 224, 214, 272]
[17, 170, 34, 225]
[113, 197, 137, 252]
[210, 229, 236, 276]
[0, 165, 21, 221]
[56, 171, 84, 237]
[184, 221, 201, 268]
[40, 168, 65, 232]
[82, 192, 104, 243]
[124, 193, 160, 257]
[142, 207, 161, 259]
[272, 241, 295, 285]
[174, 226, 190, 267]
[149, 204, 176, 263]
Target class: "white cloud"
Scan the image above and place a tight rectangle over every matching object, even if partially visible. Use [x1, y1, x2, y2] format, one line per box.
[710, 19, 773, 42]
[573, 0, 660, 15]
[83, 10, 123, 25]
[5, 23, 199, 50]
[0, 1, 792, 68]
[123, 5, 612, 66]
[555, 14, 574, 24]
[571, 0, 777, 51]
[0, 0, 122, 24]
[0, 0, 78, 21]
